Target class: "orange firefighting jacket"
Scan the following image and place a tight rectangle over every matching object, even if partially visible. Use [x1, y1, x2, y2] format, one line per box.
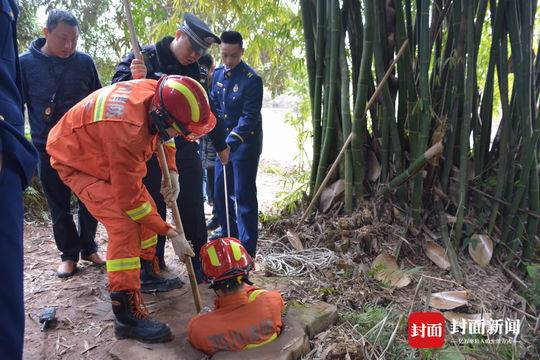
[187, 285, 284, 355]
[46, 79, 176, 236]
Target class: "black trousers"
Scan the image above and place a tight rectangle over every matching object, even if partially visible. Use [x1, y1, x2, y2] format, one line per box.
[145, 141, 207, 273]
[38, 151, 98, 261]
[206, 166, 215, 206]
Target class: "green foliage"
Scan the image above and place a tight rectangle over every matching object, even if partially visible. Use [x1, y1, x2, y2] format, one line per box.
[524, 263, 540, 308]
[160, 0, 305, 96]
[23, 177, 49, 221]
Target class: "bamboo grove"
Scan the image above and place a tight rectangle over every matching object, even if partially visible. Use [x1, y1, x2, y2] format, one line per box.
[300, 0, 540, 259]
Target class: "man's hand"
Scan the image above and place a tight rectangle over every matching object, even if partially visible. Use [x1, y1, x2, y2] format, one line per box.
[217, 145, 231, 165]
[130, 58, 147, 79]
[160, 171, 179, 207]
[166, 228, 195, 257]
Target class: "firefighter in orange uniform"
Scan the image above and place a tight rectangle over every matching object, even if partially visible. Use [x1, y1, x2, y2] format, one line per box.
[188, 238, 285, 355]
[46, 75, 215, 343]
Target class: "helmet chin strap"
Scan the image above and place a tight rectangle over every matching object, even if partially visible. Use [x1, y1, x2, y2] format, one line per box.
[150, 107, 174, 141]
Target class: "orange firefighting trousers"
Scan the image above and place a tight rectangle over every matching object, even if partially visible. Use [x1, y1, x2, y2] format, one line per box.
[47, 79, 176, 291]
[188, 285, 285, 355]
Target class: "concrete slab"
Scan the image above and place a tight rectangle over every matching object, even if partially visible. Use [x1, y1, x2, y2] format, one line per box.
[286, 301, 338, 339]
[107, 286, 213, 360]
[107, 277, 336, 360]
[212, 315, 309, 360]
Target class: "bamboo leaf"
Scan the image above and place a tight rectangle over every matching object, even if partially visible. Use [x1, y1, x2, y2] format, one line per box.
[424, 240, 451, 270]
[319, 179, 345, 213]
[468, 234, 493, 266]
[371, 254, 411, 288]
[368, 150, 381, 182]
[430, 291, 469, 310]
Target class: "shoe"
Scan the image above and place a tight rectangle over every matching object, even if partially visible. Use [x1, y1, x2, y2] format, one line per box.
[81, 252, 105, 266]
[209, 227, 223, 240]
[206, 215, 220, 231]
[110, 290, 172, 343]
[140, 258, 184, 293]
[57, 260, 77, 278]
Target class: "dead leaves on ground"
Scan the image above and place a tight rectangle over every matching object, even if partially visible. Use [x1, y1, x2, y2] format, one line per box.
[468, 234, 493, 267]
[430, 290, 468, 310]
[424, 240, 451, 270]
[371, 254, 411, 288]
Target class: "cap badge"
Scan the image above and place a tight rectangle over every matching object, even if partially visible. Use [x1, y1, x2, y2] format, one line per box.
[233, 84, 239, 92]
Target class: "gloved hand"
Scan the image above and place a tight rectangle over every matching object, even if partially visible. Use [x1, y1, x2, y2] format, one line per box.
[160, 171, 179, 207]
[166, 228, 195, 257]
[217, 145, 231, 165]
[130, 58, 147, 79]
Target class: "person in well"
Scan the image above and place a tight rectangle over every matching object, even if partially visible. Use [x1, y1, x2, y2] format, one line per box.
[188, 238, 284, 354]
[46, 75, 215, 343]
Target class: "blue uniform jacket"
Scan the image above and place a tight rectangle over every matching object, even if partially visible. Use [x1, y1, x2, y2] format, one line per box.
[0, 120, 37, 190]
[210, 61, 263, 161]
[0, 0, 24, 134]
[19, 38, 101, 150]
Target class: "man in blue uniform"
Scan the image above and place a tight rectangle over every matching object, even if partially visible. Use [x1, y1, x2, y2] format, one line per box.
[112, 13, 229, 286]
[19, 9, 103, 278]
[0, 0, 39, 357]
[210, 31, 263, 257]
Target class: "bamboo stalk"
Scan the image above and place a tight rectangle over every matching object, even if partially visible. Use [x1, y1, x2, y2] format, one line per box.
[384, 142, 443, 194]
[300, 40, 409, 224]
[308, 0, 326, 196]
[339, 12, 353, 214]
[314, 1, 339, 194]
[351, 0, 374, 200]
[411, 0, 432, 223]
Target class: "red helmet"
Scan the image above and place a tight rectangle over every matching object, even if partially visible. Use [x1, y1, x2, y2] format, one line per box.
[200, 237, 254, 284]
[151, 75, 216, 141]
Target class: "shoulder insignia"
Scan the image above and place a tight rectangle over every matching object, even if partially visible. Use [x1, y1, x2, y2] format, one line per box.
[247, 72, 253, 78]
[217, 82, 223, 88]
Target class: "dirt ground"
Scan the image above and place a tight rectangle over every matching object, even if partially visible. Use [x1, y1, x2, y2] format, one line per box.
[22, 152, 292, 360]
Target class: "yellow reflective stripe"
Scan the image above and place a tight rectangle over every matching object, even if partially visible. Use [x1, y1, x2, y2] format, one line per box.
[248, 289, 267, 303]
[93, 87, 113, 122]
[171, 122, 182, 133]
[230, 131, 244, 143]
[141, 235, 157, 249]
[244, 332, 278, 349]
[164, 139, 176, 148]
[126, 202, 152, 220]
[207, 246, 221, 266]
[230, 240, 243, 261]
[106, 257, 140, 272]
[166, 81, 200, 123]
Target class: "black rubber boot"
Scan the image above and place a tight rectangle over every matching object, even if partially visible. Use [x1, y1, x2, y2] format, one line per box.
[140, 258, 184, 293]
[110, 290, 172, 343]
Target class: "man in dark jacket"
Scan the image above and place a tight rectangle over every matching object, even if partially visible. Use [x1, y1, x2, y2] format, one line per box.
[0, 0, 39, 357]
[112, 13, 229, 286]
[19, 9, 103, 278]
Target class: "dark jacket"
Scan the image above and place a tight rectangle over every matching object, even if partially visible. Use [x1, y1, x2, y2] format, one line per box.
[19, 38, 101, 151]
[0, 0, 24, 134]
[111, 36, 226, 153]
[210, 61, 263, 161]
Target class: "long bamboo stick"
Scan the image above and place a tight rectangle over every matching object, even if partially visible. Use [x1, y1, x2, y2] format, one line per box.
[299, 40, 409, 225]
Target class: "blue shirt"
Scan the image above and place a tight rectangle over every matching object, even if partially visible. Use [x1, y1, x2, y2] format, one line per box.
[0, 0, 24, 134]
[210, 61, 263, 160]
[19, 38, 101, 150]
